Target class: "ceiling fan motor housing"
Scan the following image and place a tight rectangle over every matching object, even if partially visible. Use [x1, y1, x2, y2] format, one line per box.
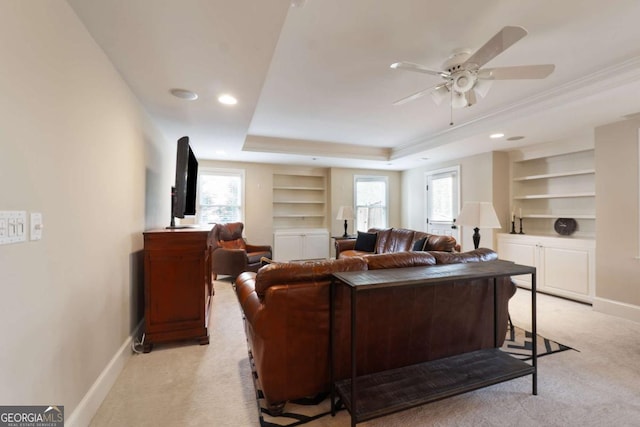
[452, 69, 476, 93]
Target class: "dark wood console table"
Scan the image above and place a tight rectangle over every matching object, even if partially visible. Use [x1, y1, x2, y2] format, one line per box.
[330, 260, 537, 426]
[142, 227, 214, 352]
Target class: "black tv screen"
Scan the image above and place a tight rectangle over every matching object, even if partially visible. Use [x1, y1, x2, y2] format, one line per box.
[173, 136, 198, 219]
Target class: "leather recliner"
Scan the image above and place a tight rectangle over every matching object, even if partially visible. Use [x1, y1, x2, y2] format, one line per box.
[210, 222, 272, 280]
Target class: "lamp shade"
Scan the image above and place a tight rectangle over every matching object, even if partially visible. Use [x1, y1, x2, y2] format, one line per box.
[456, 202, 501, 229]
[336, 206, 354, 221]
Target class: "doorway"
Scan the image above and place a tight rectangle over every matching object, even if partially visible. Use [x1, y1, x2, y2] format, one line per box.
[425, 166, 460, 240]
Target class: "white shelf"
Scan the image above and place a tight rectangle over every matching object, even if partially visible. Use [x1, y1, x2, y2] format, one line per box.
[524, 214, 596, 219]
[273, 186, 325, 191]
[514, 192, 595, 200]
[273, 214, 325, 218]
[513, 169, 595, 181]
[273, 200, 324, 204]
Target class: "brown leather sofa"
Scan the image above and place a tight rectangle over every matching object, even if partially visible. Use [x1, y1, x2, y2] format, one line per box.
[336, 227, 460, 258]
[235, 248, 515, 415]
[210, 222, 272, 280]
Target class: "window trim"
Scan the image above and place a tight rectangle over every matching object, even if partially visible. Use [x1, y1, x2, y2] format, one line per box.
[353, 175, 389, 231]
[197, 167, 245, 225]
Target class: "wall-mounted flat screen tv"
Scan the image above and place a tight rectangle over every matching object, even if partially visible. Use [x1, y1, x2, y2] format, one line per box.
[168, 136, 198, 228]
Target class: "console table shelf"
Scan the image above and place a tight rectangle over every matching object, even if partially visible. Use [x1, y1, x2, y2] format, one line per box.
[335, 348, 534, 423]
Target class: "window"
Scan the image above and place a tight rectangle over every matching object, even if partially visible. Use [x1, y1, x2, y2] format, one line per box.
[198, 168, 244, 225]
[354, 175, 388, 231]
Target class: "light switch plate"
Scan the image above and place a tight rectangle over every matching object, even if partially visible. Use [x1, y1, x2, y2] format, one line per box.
[0, 211, 27, 245]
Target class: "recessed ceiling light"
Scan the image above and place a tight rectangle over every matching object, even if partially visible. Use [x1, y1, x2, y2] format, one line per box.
[170, 88, 198, 100]
[215, 150, 226, 156]
[218, 94, 237, 105]
[490, 133, 505, 139]
[507, 136, 525, 141]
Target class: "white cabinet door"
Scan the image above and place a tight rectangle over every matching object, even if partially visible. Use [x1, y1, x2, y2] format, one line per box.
[302, 232, 329, 259]
[542, 245, 593, 302]
[273, 234, 303, 262]
[497, 237, 536, 288]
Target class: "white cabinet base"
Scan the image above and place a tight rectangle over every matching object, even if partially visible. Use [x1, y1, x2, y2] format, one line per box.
[273, 229, 329, 262]
[497, 233, 595, 303]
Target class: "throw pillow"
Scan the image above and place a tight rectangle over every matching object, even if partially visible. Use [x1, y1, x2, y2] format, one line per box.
[412, 237, 427, 251]
[354, 231, 377, 252]
[219, 238, 246, 250]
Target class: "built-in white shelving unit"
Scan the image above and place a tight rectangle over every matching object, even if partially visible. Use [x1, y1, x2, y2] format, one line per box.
[272, 172, 327, 229]
[510, 148, 596, 237]
[501, 143, 596, 303]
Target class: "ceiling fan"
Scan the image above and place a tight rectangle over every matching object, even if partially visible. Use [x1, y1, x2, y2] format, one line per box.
[390, 26, 555, 110]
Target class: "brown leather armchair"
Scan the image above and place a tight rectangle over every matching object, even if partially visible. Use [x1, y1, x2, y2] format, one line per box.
[210, 222, 272, 280]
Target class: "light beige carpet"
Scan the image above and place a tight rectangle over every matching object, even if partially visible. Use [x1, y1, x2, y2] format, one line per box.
[90, 279, 640, 426]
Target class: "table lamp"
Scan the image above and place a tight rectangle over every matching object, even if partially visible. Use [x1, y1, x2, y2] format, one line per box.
[456, 202, 501, 249]
[336, 206, 354, 238]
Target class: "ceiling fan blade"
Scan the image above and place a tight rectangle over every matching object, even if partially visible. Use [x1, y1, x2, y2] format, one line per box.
[390, 61, 450, 77]
[480, 64, 555, 80]
[392, 86, 433, 105]
[464, 26, 528, 68]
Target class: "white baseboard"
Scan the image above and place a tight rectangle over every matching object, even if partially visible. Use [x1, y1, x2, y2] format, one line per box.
[66, 320, 144, 427]
[593, 297, 640, 323]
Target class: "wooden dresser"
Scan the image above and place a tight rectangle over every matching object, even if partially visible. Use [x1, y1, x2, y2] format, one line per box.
[142, 227, 213, 352]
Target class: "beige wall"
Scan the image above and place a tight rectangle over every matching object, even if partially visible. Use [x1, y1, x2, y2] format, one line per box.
[0, 2, 171, 423]
[594, 118, 640, 316]
[401, 152, 509, 252]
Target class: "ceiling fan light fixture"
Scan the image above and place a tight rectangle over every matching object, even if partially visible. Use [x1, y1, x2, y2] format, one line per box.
[430, 85, 449, 105]
[474, 78, 493, 98]
[451, 91, 468, 109]
[453, 70, 475, 93]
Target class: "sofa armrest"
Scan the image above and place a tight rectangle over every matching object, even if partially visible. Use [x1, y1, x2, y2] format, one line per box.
[235, 272, 268, 336]
[212, 247, 249, 277]
[246, 243, 272, 253]
[335, 239, 357, 256]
